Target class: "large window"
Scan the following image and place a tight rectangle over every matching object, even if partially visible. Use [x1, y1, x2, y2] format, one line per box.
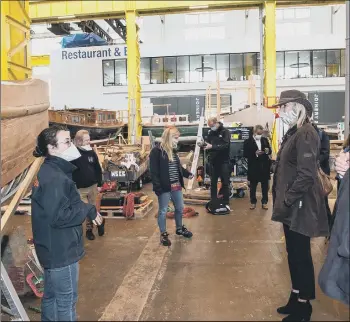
[164, 57, 176, 83]
[150, 57, 164, 84]
[102, 48, 345, 86]
[177, 56, 189, 83]
[312, 50, 326, 77]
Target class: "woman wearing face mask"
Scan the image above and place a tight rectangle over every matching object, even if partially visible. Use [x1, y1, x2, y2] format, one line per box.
[31, 125, 103, 321]
[271, 90, 328, 322]
[150, 126, 194, 246]
[71, 130, 105, 241]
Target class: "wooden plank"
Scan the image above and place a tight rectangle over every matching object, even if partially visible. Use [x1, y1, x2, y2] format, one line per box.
[1, 157, 43, 231]
[134, 199, 153, 219]
[183, 190, 210, 200]
[183, 198, 208, 205]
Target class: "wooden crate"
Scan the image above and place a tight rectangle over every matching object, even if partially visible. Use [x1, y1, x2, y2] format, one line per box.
[99, 199, 154, 219]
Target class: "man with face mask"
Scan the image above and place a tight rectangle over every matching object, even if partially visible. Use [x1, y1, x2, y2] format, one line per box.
[31, 125, 103, 321]
[271, 90, 328, 322]
[205, 117, 231, 207]
[243, 124, 272, 210]
[71, 130, 104, 241]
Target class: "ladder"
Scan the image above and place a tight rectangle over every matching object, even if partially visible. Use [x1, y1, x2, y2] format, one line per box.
[187, 113, 205, 190]
[1, 262, 30, 321]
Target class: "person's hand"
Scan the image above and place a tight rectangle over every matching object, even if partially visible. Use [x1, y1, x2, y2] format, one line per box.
[264, 148, 269, 154]
[204, 143, 212, 150]
[93, 212, 103, 226]
[335, 151, 350, 177]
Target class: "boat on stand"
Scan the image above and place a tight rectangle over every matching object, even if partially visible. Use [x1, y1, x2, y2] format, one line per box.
[1, 79, 50, 204]
[49, 108, 127, 141]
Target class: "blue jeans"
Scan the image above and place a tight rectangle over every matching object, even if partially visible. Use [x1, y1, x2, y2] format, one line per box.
[157, 190, 184, 233]
[42, 262, 79, 321]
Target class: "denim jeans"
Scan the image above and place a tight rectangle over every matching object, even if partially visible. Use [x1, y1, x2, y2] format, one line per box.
[42, 262, 79, 321]
[157, 190, 184, 233]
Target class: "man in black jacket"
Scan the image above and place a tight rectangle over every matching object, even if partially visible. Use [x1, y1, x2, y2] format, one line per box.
[71, 130, 104, 240]
[31, 126, 103, 321]
[243, 125, 272, 210]
[205, 117, 231, 206]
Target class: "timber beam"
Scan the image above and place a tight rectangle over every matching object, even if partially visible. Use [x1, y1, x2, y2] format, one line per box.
[29, 0, 345, 24]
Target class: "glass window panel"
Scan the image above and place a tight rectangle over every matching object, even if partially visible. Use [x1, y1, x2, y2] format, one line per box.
[276, 9, 283, 20]
[244, 53, 257, 79]
[210, 12, 224, 23]
[276, 52, 285, 79]
[326, 49, 341, 77]
[285, 51, 298, 79]
[185, 14, 198, 25]
[229, 54, 244, 80]
[312, 50, 326, 77]
[199, 13, 210, 24]
[177, 56, 189, 83]
[151, 57, 164, 84]
[102, 60, 115, 86]
[340, 49, 346, 77]
[140, 58, 150, 85]
[283, 9, 295, 19]
[216, 54, 229, 81]
[114, 59, 127, 86]
[298, 51, 311, 78]
[164, 57, 176, 83]
[295, 8, 310, 19]
[190, 55, 202, 82]
[202, 55, 216, 82]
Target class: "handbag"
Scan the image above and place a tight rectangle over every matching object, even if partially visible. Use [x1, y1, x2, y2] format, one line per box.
[317, 165, 333, 197]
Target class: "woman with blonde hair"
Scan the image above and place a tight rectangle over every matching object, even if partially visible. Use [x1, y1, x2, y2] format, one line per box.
[71, 130, 105, 240]
[150, 126, 194, 246]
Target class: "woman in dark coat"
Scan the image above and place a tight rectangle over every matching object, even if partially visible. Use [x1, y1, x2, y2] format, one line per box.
[243, 124, 272, 210]
[271, 90, 328, 322]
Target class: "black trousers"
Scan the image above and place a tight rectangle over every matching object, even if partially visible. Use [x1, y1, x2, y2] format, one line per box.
[283, 224, 315, 300]
[210, 162, 230, 204]
[249, 180, 269, 205]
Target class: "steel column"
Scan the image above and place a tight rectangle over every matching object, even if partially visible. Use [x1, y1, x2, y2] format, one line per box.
[126, 10, 142, 143]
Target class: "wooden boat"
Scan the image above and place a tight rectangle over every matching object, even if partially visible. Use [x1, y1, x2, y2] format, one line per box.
[49, 108, 126, 140]
[1, 79, 49, 204]
[142, 114, 199, 142]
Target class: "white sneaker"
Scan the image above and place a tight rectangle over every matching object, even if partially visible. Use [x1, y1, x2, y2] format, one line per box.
[226, 205, 231, 211]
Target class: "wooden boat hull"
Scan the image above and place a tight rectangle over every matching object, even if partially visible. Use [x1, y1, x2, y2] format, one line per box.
[1, 80, 49, 198]
[142, 124, 199, 138]
[49, 122, 126, 140]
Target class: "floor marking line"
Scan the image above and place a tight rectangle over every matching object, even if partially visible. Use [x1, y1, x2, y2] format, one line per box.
[99, 229, 168, 321]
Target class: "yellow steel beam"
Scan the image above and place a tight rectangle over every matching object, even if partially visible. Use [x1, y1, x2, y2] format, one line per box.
[29, 0, 344, 23]
[126, 10, 142, 143]
[263, 1, 278, 155]
[1, 0, 31, 81]
[31, 55, 50, 67]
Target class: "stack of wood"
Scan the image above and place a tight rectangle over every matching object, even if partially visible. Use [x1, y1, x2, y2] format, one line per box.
[95, 143, 150, 170]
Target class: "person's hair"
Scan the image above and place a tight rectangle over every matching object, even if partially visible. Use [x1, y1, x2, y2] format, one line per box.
[254, 125, 264, 134]
[286, 101, 309, 128]
[343, 134, 350, 149]
[207, 116, 218, 124]
[160, 126, 180, 162]
[74, 130, 89, 147]
[33, 125, 67, 157]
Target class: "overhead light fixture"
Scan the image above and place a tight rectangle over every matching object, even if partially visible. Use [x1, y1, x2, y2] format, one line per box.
[58, 15, 75, 19]
[189, 5, 209, 10]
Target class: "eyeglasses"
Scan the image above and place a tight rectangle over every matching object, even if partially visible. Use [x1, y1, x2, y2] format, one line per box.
[57, 139, 72, 147]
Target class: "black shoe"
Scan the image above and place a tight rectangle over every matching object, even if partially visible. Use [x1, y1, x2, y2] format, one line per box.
[176, 225, 193, 238]
[160, 232, 171, 247]
[86, 229, 95, 240]
[97, 218, 105, 237]
[282, 301, 312, 322]
[277, 292, 298, 315]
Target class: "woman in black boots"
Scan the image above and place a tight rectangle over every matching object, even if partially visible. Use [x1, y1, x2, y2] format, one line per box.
[271, 90, 328, 321]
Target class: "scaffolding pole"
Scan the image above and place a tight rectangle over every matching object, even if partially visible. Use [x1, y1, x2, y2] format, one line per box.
[345, 0, 349, 137]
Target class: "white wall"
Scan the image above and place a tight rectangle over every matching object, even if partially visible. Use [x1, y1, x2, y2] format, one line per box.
[32, 5, 346, 117]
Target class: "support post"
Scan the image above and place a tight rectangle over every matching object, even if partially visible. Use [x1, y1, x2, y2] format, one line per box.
[259, 5, 264, 111]
[345, 0, 349, 137]
[263, 0, 277, 155]
[125, 10, 142, 144]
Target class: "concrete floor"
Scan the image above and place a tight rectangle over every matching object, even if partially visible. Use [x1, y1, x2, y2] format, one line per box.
[3, 184, 349, 321]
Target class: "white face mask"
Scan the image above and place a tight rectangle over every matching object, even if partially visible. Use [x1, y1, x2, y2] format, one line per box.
[211, 126, 217, 131]
[254, 135, 262, 140]
[279, 110, 298, 127]
[81, 145, 92, 151]
[59, 144, 81, 162]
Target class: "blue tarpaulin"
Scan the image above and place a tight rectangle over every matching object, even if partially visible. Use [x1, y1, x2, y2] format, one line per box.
[61, 33, 108, 48]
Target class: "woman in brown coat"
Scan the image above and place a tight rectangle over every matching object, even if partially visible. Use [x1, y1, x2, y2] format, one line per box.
[271, 90, 328, 322]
